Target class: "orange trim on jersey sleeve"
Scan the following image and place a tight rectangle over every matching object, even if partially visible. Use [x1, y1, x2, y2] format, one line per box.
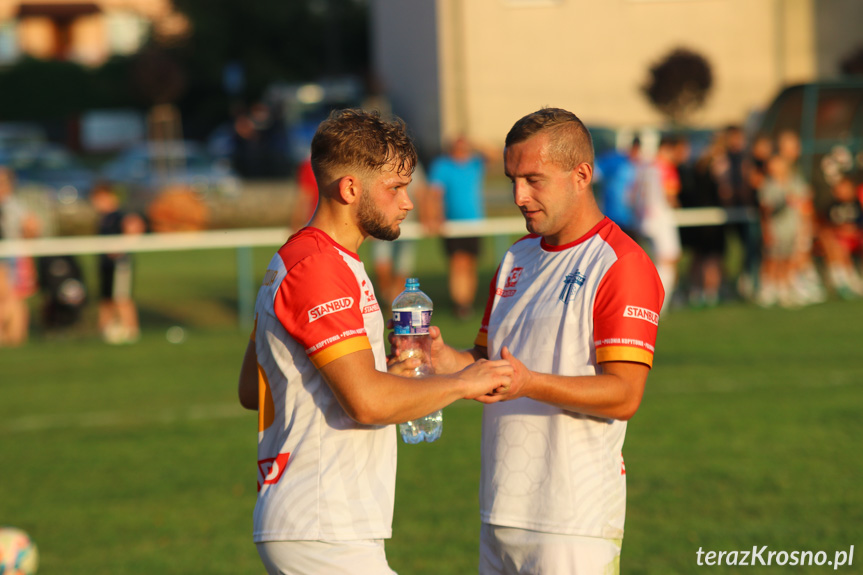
[309, 335, 372, 368]
[475, 331, 488, 348]
[596, 345, 654, 368]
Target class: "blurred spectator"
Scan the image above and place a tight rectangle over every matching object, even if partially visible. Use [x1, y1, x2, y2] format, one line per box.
[231, 101, 287, 178]
[721, 125, 763, 299]
[777, 130, 826, 304]
[595, 137, 640, 238]
[91, 184, 145, 344]
[756, 156, 805, 307]
[0, 166, 40, 346]
[290, 156, 319, 231]
[38, 254, 88, 332]
[818, 175, 863, 299]
[428, 136, 492, 319]
[633, 135, 682, 313]
[679, 133, 727, 307]
[748, 135, 773, 190]
[736, 133, 773, 301]
[372, 162, 430, 304]
[231, 104, 256, 176]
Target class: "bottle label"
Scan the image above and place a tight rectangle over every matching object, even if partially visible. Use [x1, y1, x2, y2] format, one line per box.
[392, 310, 432, 335]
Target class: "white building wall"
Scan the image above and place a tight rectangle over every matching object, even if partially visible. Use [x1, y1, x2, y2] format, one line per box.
[457, 0, 814, 149]
[374, 0, 857, 155]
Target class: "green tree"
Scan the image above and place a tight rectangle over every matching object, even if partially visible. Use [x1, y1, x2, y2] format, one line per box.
[0, 56, 138, 121]
[642, 47, 713, 126]
[171, 0, 370, 133]
[840, 44, 863, 76]
[0, 2, 371, 137]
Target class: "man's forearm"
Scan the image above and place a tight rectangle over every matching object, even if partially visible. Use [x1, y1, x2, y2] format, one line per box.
[434, 345, 487, 374]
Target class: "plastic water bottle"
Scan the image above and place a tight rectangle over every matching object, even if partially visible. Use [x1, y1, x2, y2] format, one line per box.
[392, 278, 443, 444]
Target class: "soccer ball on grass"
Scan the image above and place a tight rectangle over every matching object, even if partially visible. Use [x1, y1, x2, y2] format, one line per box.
[0, 527, 39, 575]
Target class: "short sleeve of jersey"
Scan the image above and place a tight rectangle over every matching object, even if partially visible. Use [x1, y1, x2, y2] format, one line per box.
[593, 251, 664, 367]
[274, 251, 370, 368]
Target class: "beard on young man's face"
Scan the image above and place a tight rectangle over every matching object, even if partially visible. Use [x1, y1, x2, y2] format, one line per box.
[358, 191, 401, 241]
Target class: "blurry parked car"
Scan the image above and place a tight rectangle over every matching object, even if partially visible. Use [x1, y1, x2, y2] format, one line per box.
[100, 140, 241, 213]
[0, 122, 47, 151]
[757, 79, 863, 213]
[0, 143, 95, 205]
[264, 76, 365, 166]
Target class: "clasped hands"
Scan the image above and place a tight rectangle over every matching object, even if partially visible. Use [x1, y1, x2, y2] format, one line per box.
[386, 322, 527, 402]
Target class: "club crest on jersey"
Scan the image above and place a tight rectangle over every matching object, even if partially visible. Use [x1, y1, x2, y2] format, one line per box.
[262, 269, 279, 286]
[495, 267, 523, 297]
[559, 269, 586, 304]
[623, 305, 659, 325]
[308, 297, 354, 322]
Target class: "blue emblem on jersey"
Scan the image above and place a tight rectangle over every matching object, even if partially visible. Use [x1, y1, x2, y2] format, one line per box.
[559, 270, 586, 304]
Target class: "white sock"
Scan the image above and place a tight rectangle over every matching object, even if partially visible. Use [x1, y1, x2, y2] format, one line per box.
[829, 264, 848, 289]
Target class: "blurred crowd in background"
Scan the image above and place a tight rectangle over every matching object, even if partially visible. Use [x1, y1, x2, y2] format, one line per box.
[595, 125, 863, 313]
[2, 93, 863, 348]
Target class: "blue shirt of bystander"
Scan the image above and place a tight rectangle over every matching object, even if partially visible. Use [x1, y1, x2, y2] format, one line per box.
[428, 155, 486, 221]
[595, 150, 637, 233]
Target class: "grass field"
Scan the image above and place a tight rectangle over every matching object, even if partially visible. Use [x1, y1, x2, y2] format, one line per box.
[2, 238, 862, 574]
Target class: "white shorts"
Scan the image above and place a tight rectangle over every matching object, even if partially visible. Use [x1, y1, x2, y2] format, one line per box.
[640, 215, 681, 261]
[256, 539, 397, 575]
[113, 260, 133, 300]
[479, 523, 622, 575]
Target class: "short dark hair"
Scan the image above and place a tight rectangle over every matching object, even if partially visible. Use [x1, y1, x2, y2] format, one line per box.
[311, 108, 417, 186]
[504, 107, 594, 170]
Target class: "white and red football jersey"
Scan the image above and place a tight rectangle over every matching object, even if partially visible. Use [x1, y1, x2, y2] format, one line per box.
[476, 217, 664, 539]
[250, 227, 396, 542]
